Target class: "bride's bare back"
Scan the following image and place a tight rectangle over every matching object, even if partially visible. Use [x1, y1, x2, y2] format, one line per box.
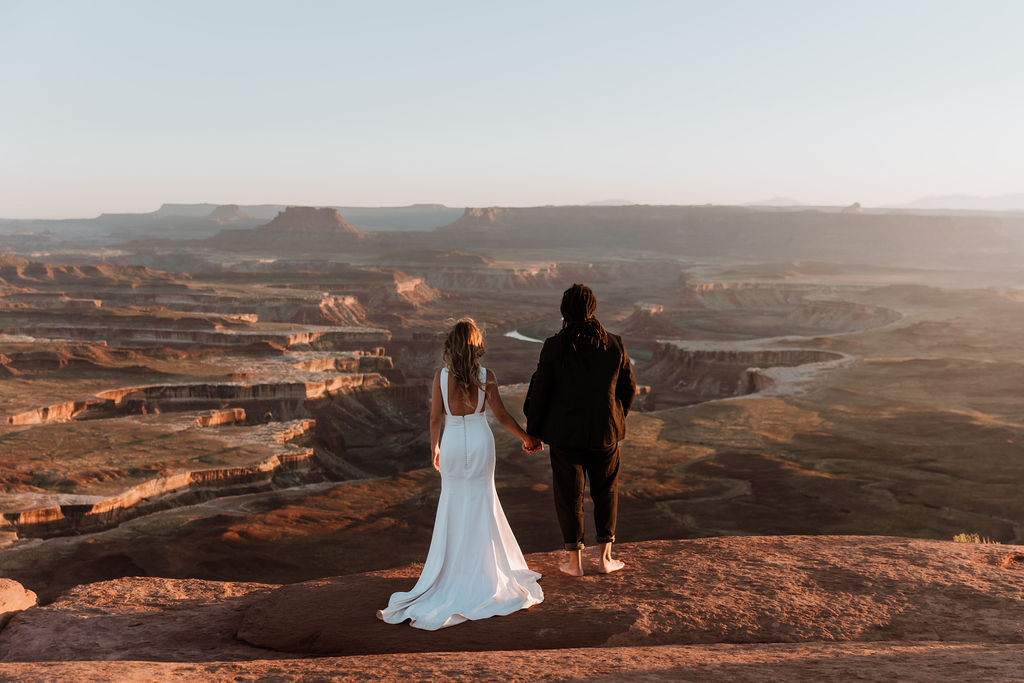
[444, 371, 483, 416]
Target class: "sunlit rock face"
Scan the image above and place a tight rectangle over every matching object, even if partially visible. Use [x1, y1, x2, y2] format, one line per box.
[0, 578, 35, 629]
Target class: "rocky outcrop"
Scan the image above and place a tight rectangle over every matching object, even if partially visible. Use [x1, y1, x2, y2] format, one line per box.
[640, 342, 848, 404]
[1, 324, 389, 350]
[785, 299, 901, 333]
[0, 343, 184, 375]
[689, 282, 836, 310]
[5, 370, 390, 425]
[0, 254, 30, 268]
[681, 283, 902, 336]
[5, 399, 97, 425]
[399, 259, 681, 293]
[0, 257, 180, 288]
[194, 408, 246, 427]
[421, 263, 562, 290]
[236, 536, 1024, 655]
[0, 580, 36, 630]
[0, 577, 277, 663]
[395, 255, 684, 290]
[2, 420, 318, 538]
[649, 347, 844, 371]
[340, 271, 441, 310]
[1, 293, 101, 309]
[289, 353, 392, 374]
[61, 290, 372, 327]
[3, 536, 1020, 682]
[616, 304, 685, 340]
[194, 260, 443, 310]
[418, 262, 597, 291]
[95, 372, 390, 404]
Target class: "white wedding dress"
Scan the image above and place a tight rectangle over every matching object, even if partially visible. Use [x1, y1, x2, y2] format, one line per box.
[377, 367, 544, 630]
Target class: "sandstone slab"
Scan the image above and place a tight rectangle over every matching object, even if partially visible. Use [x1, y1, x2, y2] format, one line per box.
[1, 536, 1023, 682]
[1, 642, 1024, 682]
[237, 536, 1024, 655]
[0, 577, 279, 663]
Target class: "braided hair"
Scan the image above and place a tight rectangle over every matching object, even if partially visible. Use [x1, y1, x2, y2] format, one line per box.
[560, 283, 608, 353]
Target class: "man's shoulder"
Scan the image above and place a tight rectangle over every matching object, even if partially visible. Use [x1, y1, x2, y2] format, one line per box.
[540, 331, 562, 353]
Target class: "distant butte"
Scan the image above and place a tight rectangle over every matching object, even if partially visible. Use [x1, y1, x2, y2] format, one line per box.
[260, 207, 361, 234]
[206, 204, 252, 223]
[202, 206, 365, 252]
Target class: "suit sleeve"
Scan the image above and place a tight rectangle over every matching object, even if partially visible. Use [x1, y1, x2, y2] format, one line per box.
[616, 341, 637, 417]
[524, 338, 555, 438]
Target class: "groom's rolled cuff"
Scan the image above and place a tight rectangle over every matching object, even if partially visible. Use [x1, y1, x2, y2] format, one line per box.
[564, 541, 585, 551]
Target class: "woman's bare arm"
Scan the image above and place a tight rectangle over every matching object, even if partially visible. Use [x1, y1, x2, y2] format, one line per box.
[430, 369, 444, 471]
[485, 369, 542, 451]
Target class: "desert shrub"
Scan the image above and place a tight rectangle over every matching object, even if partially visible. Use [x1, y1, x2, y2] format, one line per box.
[952, 532, 1000, 544]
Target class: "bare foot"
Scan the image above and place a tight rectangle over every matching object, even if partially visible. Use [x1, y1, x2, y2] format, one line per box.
[559, 560, 584, 576]
[596, 557, 625, 574]
[559, 550, 584, 576]
[597, 543, 625, 573]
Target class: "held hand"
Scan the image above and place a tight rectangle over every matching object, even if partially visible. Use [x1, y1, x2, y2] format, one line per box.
[522, 435, 543, 453]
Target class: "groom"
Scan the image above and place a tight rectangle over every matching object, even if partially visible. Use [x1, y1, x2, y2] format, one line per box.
[524, 283, 636, 576]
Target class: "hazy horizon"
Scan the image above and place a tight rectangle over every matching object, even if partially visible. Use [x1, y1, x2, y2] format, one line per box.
[11, 194, 1024, 223]
[3, 0, 1024, 219]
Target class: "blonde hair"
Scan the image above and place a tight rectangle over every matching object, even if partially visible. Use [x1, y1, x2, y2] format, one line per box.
[443, 318, 485, 396]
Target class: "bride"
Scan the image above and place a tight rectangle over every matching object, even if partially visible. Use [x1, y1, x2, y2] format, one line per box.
[377, 318, 545, 630]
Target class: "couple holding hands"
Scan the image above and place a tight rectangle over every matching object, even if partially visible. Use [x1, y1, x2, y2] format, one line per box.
[378, 283, 636, 631]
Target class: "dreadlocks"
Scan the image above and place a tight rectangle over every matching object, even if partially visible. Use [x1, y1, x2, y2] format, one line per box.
[560, 283, 608, 353]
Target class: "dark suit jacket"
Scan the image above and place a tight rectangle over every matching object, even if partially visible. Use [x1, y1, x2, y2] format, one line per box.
[524, 330, 636, 449]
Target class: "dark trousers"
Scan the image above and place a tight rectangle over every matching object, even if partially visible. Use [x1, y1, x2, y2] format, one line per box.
[549, 443, 619, 550]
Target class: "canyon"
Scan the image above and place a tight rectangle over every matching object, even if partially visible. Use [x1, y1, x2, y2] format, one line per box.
[1, 203, 1023, 678]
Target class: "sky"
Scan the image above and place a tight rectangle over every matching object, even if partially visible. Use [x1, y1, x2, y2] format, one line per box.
[1, 0, 1023, 218]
